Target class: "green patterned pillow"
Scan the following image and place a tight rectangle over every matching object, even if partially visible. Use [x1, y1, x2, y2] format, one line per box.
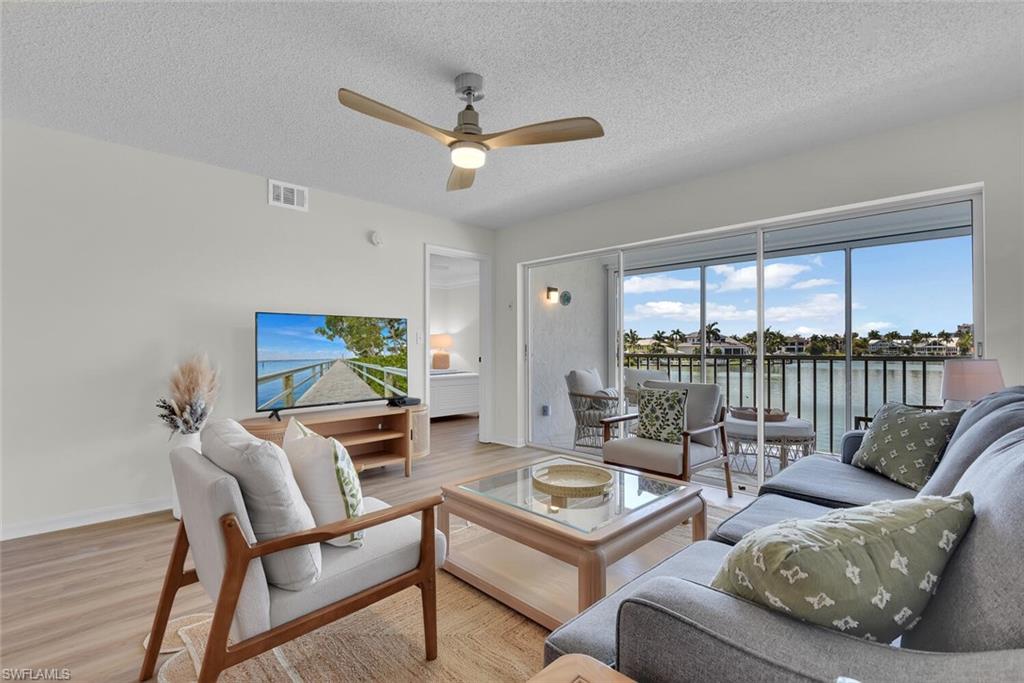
[852, 403, 963, 490]
[637, 387, 687, 444]
[712, 493, 974, 643]
[283, 418, 365, 548]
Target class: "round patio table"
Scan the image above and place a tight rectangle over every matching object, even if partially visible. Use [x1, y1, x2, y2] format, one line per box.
[725, 414, 817, 476]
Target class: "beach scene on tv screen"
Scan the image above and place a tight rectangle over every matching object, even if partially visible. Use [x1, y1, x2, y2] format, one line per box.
[256, 313, 408, 410]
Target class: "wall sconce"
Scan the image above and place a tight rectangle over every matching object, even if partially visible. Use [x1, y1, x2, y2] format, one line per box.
[546, 287, 559, 303]
[430, 333, 453, 370]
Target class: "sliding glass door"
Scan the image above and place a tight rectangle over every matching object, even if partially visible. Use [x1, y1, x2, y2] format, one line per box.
[524, 195, 977, 494]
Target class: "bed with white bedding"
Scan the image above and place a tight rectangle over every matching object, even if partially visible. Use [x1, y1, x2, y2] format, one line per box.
[429, 370, 479, 417]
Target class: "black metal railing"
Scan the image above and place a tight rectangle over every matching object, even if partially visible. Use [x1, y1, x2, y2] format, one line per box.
[624, 353, 946, 453]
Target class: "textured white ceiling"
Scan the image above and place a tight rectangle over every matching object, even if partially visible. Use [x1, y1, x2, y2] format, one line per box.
[3, 2, 1022, 229]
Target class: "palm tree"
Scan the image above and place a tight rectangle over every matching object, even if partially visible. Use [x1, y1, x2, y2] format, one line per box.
[670, 328, 685, 347]
[910, 329, 926, 346]
[705, 322, 722, 343]
[762, 326, 786, 354]
[623, 329, 640, 353]
[957, 329, 974, 356]
[938, 330, 953, 342]
[867, 329, 881, 340]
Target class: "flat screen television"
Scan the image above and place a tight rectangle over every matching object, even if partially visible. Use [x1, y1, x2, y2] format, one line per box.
[255, 311, 408, 412]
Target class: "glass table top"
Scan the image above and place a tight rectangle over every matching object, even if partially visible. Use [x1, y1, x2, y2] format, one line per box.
[456, 457, 688, 533]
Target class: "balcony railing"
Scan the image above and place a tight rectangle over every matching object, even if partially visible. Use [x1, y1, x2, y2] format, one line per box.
[625, 353, 945, 452]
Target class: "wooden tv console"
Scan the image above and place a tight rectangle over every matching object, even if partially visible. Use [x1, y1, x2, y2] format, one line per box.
[239, 404, 429, 477]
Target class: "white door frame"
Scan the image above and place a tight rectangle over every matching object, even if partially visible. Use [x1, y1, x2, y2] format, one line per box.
[424, 244, 494, 443]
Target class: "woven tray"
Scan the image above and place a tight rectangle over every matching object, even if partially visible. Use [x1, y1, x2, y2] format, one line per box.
[532, 463, 613, 499]
[729, 406, 789, 422]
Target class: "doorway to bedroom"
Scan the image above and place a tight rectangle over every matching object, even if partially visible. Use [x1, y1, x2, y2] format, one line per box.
[426, 248, 490, 443]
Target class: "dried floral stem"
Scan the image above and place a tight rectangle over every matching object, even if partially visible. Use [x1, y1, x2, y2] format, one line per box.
[157, 354, 219, 435]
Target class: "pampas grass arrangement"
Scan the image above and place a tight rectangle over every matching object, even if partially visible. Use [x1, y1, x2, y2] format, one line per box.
[157, 354, 220, 436]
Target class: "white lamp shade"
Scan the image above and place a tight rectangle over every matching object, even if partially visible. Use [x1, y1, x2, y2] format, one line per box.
[940, 359, 1004, 402]
[430, 333, 453, 350]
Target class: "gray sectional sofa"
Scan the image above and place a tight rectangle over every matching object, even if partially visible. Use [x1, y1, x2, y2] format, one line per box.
[544, 387, 1024, 682]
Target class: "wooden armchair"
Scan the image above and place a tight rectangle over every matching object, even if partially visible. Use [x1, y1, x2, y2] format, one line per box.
[600, 385, 733, 497]
[141, 447, 444, 682]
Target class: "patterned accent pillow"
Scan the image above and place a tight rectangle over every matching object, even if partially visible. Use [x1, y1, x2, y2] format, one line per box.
[283, 418, 365, 548]
[637, 387, 687, 444]
[712, 493, 974, 643]
[852, 403, 963, 490]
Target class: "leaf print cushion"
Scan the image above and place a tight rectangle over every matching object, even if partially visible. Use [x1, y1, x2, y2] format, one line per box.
[712, 493, 974, 643]
[636, 387, 687, 444]
[852, 403, 963, 491]
[282, 418, 365, 548]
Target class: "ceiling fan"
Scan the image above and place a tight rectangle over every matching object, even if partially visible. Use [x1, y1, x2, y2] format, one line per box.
[338, 72, 604, 191]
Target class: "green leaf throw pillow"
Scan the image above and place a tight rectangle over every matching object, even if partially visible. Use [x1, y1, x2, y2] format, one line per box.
[712, 493, 974, 643]
[852, 403, 963, 490]
[637, 386, 687, 444]
[282, 418, 365, 548]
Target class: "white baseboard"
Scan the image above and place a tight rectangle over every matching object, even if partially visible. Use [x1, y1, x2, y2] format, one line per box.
[489, 435, 526, 448]
[1, 497, 172, 541]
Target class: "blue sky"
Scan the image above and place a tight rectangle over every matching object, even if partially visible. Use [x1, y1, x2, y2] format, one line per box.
[257, 313, 353, 361]
[624, 235, 973, 337]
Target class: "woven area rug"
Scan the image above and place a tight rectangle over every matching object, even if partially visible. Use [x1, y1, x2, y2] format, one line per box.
[153, 506, 729, 682]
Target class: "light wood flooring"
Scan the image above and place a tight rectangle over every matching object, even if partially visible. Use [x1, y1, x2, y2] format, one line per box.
[0, 416, 748, 681]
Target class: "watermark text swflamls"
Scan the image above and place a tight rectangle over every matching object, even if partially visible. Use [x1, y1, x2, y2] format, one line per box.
[1, 669, 72, 681]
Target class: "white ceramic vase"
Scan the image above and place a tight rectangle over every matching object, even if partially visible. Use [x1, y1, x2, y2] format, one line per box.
[170, 431, 202, 520]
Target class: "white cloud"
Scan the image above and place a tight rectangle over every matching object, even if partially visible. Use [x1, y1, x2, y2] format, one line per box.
[623, 274, 701, 294]
[626, 300, 755, 323]
[809, 255, 824, 267]
[791, 278, 838, 290]
[792, 326, 827, 336]
[766, 293, 844, 323]
[857, 321, 894, 334]
[710, 263, 810, 292]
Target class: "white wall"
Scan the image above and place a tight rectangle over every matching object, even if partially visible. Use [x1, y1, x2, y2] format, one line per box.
[493, 99, 1024, 444]
[528, 257, 611, 449]
[429, 282, 480, 373]
[0, 121, 495, 537]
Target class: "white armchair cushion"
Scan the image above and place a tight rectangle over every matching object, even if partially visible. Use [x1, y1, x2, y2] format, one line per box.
[200, 419, 321, 591]
[268, 497, 447, 627]
[566, 368, 605, 395]
[282, 418, 365, 548]
[603, 436, 719, 476]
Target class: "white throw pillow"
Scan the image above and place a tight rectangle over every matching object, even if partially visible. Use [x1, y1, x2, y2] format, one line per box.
[200, 419, 321, 591]
[283, 418, 366, 548]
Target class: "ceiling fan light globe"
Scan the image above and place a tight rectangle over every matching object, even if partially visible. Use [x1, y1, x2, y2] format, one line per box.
[450, 142, 487, 169]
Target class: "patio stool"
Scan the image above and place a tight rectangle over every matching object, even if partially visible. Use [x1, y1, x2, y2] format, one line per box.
[725, 414, 817, 476]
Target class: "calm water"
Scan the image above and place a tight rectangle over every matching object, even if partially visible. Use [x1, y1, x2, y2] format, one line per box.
[638, 359, 946, 452]
[256, 359, 339, 409]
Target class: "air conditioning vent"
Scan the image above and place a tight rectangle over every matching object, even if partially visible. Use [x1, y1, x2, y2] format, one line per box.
[268, 179, 309, 212]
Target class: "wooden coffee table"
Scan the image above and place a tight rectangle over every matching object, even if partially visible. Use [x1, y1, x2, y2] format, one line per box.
[439, 456, 705, 629]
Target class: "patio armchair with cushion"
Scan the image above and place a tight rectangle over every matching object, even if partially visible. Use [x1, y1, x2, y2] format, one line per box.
[600, 381, 733, 497]
[565, 368, 620, 448]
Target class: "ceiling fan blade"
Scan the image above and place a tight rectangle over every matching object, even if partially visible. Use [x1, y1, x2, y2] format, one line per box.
[479, 117, 604, 149]
[446, 166, 476, 192]
[338, 89, 456, 146]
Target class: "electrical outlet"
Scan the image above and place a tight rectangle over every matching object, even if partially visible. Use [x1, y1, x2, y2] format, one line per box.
[541, 405, 551, 417]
